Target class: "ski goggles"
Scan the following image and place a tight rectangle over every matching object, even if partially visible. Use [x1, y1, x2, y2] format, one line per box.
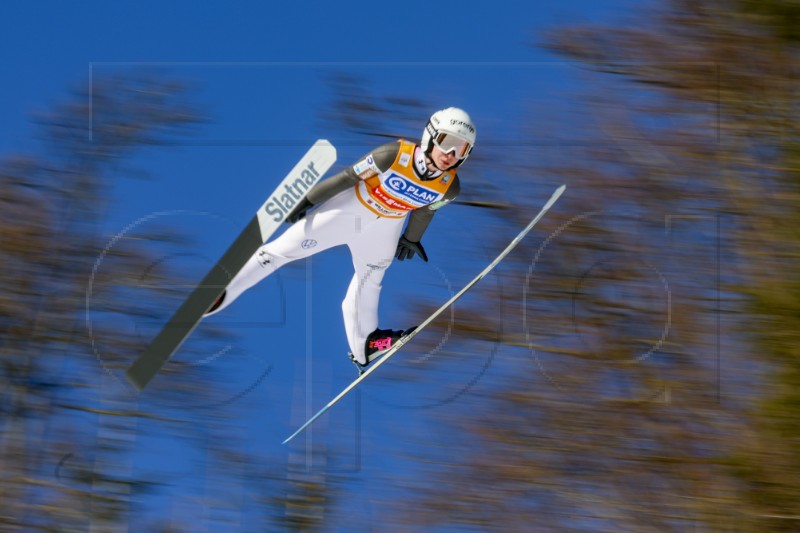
[432, 131, 472, 159]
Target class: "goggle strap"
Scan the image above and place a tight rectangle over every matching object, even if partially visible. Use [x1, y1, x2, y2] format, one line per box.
[425, 123, 437, 138]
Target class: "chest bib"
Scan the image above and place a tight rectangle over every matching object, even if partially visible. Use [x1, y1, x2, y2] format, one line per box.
[355, 140, 456, 218]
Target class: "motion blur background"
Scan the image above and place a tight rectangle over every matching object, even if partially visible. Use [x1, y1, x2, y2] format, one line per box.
[2, 0, 799, 531]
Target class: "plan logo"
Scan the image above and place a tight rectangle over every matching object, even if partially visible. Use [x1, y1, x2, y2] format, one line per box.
[384, 173, 439, 204]
[386, 175, 408, 192]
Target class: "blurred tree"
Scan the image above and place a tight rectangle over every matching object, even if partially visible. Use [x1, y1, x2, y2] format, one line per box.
[0, 73, 256, 532]
[322, 1, 800, 532]
[540, 1, 800, 530]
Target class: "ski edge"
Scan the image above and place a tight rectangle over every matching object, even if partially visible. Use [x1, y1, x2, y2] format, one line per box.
[282, 184, 566, 444]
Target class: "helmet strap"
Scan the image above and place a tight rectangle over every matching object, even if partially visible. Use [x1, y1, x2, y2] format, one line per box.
[423, 122, 436, 155]
[414, 145, 441, 180]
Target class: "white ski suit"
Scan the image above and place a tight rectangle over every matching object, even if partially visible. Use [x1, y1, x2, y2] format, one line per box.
[208, 139, 460, 363]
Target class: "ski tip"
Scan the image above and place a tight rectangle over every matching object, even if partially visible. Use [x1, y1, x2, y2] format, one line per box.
[541, 184, 566, 211]
[311, 139, 337, 166]
[314, 138, 336, 153]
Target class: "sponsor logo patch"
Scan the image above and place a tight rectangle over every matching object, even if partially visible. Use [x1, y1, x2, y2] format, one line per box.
[364, 197, 402, 217]
[301, 239, 318, 249]
[353, 154, 379, 178]
[370, 184, 414, 211]
[384, 173, 440, 204]
[399, 152, 411, 167]
[257, 249, 272, 267]
[428, 198, 451, 211]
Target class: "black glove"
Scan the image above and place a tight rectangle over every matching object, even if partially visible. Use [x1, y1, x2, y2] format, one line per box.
[286, 198, 313, 224]
[396, 236, 428, 262]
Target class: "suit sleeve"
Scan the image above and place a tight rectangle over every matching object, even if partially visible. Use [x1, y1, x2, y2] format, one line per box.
[402, 175, 460, 242]
[307, 141, 400, 205]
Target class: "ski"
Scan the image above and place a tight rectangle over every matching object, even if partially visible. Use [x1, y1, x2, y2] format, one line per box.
[126, 140, 337, 391]
[283, 184, 566, 444]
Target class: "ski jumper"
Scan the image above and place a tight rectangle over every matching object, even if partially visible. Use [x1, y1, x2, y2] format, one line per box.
[207, 140, 460, 363]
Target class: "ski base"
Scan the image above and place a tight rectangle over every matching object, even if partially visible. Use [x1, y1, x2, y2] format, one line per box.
[125, 140, 337, 391]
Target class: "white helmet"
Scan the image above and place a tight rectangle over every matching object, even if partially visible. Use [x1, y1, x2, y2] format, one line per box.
[421, 107, 476, 169]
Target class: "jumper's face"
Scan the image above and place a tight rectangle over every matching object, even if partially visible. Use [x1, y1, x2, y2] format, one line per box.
[430, 145, 459, 171]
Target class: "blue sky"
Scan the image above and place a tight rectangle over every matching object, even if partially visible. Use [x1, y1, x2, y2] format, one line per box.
[2, 1, 637, 529]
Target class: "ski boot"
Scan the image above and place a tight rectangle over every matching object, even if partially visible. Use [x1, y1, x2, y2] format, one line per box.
[348, 327, 417, 375]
